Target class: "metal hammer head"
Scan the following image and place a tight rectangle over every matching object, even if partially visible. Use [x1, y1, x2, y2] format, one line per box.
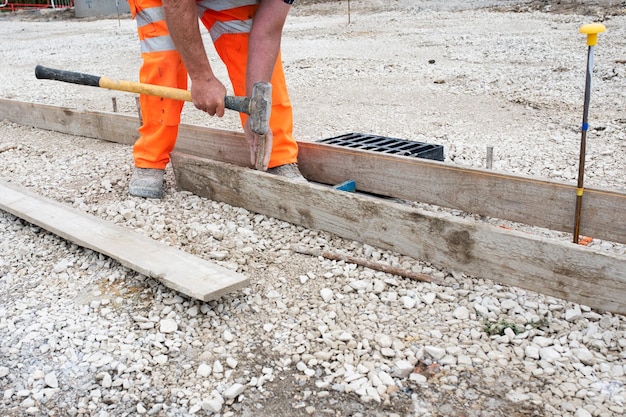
[248, 82, 272, 135]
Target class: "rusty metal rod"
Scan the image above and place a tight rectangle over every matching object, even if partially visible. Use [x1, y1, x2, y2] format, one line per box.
[291, 245, 446, 285]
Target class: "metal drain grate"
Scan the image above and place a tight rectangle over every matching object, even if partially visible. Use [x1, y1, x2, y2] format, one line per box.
[317, 133, 444, 161]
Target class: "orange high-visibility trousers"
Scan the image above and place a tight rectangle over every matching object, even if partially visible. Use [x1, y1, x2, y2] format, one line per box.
[129, 0, 298, 170]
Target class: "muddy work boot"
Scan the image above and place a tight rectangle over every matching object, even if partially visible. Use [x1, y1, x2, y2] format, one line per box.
[267, 163, 307, 183]
[129, 167, 165, 199]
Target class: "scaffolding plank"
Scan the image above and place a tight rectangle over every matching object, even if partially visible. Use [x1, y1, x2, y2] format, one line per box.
[171, 152, 626, 316]
[0, 180, 249, 301]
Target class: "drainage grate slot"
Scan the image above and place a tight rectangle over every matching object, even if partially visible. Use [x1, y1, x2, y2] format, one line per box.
[317, 133, 444, 161]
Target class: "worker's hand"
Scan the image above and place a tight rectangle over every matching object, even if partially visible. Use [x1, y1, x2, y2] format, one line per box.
[190, 77, 227, 117]
[245, 118, 273, 171]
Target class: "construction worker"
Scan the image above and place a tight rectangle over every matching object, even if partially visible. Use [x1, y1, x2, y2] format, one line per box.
[127, 0, 305, 199]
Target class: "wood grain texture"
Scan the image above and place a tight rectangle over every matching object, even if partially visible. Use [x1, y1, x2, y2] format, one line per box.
[171, 152, 626, 315]
[0, 180, 249, 301]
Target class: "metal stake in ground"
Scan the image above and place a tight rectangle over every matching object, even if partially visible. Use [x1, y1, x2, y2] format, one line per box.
[573, 23, 606, 244]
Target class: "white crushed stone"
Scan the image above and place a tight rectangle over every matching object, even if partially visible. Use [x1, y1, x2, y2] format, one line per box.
[0, 1, 625, 416]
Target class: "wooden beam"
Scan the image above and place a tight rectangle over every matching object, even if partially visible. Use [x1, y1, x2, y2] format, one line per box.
[0, 180, 249, 301]
[0, 99, 139, 146]
[171, 152, 626, 316]
[1, 98, 624, 244]
[297, 143, 626, 245]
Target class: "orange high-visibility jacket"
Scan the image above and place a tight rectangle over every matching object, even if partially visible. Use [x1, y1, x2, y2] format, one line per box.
[128, 0, 298, 169]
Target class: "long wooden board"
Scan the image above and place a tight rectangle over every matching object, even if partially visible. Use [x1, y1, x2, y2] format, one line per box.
[0, 180, 249, 301]
[298, 143, 626, 245]
[0, 99, 139, 146]
[171, 152, 626, 316]
[1, 98, 624, 244]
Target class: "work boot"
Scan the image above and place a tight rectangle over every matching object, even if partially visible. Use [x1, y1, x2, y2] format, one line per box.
[267, 163, 307, 183]
[129, 167, 165, 199]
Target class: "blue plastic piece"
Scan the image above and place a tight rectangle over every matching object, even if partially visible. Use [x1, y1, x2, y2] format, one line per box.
[333, 180, 356, 192]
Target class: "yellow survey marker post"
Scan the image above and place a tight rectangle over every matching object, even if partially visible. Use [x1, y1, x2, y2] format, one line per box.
[573, 23, 606, 244]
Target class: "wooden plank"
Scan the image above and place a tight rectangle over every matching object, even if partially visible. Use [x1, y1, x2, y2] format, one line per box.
[0, 99, 139, 145]
[0, 180, 249, 301]
[296, 143, 626, 245]
[1, 98, 625, 243]
[171, 152, 626, 315]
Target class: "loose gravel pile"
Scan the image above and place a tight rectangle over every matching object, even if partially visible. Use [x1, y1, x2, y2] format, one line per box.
[0, 1, 625, 416]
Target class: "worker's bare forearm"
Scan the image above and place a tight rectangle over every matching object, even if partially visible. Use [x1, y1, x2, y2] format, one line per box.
[162, 0, 215, 82]
[247, 0, 291, 93]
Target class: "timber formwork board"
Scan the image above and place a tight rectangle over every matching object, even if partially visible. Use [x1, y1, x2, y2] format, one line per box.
[1, 99, 624, 244]
[1, 99, 626, 314]
[171, 153, 626, 316]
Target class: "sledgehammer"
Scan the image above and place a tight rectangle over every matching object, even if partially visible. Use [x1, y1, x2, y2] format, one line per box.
[34, 65, 272, 171]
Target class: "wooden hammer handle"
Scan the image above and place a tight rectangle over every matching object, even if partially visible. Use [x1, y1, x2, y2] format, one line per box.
[35, 65, 251, 114]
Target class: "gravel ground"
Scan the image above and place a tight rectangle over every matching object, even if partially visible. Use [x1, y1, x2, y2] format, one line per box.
[0, 1, 625, 416]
